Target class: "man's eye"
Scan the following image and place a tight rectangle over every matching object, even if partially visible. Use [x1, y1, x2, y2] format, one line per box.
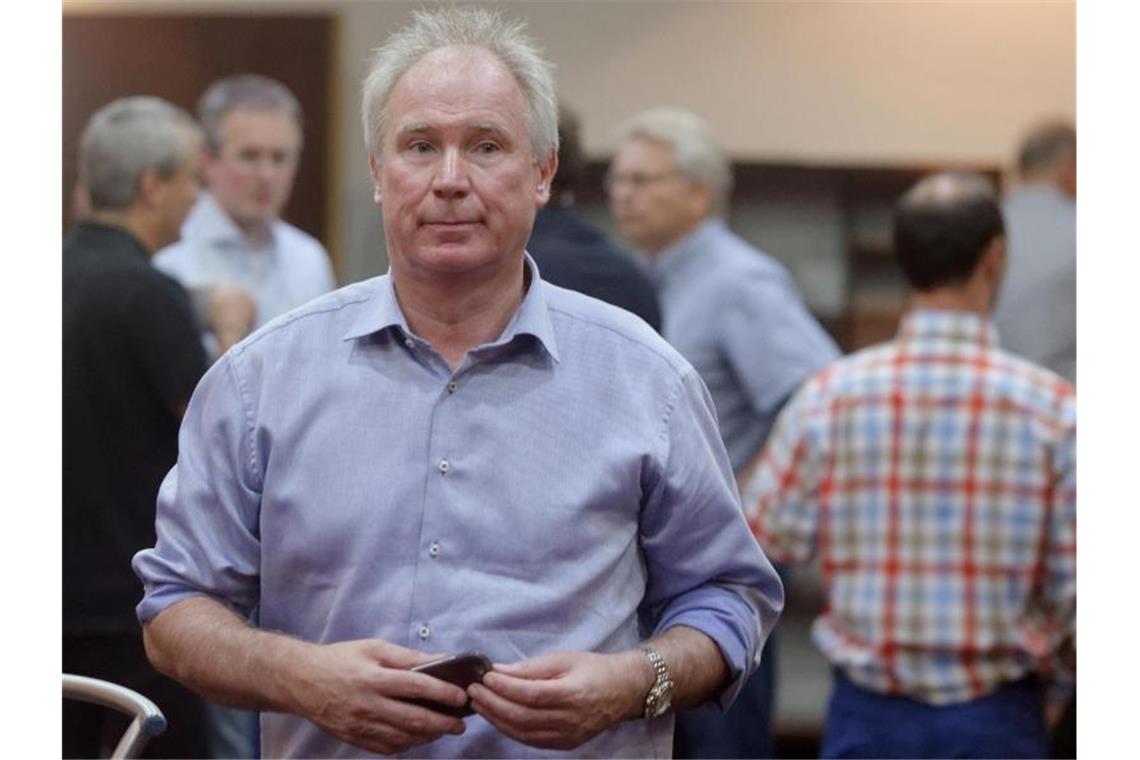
[475, 142, 500, 154]
[408, 141, 433, 154]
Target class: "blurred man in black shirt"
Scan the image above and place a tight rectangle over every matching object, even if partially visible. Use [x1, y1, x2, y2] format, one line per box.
[527, 106, 661, 331]
[63, 96, 209, 758]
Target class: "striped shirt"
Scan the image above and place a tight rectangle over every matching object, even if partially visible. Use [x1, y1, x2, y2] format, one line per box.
[742, 309, 1075, 709]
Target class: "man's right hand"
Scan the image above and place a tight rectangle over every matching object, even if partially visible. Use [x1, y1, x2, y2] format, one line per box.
[285, 639, 469, 755]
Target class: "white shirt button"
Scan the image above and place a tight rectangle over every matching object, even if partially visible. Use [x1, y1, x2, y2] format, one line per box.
[418, 625, 431, 640]
[438, 459, 449, 473]
[404, 338, 415, 349]
[429, 541, 441, 558]
[447, 381, 458, 394]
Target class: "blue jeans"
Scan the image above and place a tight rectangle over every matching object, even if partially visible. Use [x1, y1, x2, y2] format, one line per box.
[672, 630, 777, 758]
[821, 669, 1048, 759]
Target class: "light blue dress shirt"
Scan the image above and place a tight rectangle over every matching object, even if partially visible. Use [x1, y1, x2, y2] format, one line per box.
[992, 184, 1076, 383]
[154, 194, 336, 335]
[648, 219, 840, 473]
[133, 257, 783, 759]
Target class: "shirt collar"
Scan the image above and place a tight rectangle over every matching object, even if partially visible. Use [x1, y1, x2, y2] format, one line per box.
[342, 253, 560, 363]
[73, 221, 150, 263]
[184, 193, 282, 252]
[647, 218, 724, 286]
[898, 308, 1000, 348]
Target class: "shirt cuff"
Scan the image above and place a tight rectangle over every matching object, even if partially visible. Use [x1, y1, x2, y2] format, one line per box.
[653, 586, 763, 711]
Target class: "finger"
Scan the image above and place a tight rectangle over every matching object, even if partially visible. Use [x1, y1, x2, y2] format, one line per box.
[493, 651, 573, 679]
[468, 682, 573, 733]
[469, 694, 578, 750]
[371, 695, 467, 740]
[481, 670, 567, 709]
[371, 667, 469, 708]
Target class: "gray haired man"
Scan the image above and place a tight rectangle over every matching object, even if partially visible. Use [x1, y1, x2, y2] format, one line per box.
[608, 107, 840, 758]
[134, 7, 782, 759]
[63, 97, 209, 758]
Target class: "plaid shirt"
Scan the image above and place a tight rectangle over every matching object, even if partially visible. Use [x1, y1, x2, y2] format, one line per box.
[742, 309, 1075, 709]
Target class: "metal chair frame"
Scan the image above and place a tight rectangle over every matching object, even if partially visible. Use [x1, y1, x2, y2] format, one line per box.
[63, 673, 167, 759]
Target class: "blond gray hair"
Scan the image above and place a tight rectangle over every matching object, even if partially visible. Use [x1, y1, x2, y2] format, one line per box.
[616, 107, 733, 213]
[361, 6, 558, 162]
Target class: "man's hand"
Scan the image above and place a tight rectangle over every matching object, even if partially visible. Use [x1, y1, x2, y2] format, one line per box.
[286, 639, 470, 755]
[467, 650, 652, 751]
[208, 285, 257, 352]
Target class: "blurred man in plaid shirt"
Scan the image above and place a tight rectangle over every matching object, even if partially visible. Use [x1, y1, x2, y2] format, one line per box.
[742, 171, 1075, 759]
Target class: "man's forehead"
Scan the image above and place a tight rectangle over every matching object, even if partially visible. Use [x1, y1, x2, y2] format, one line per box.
[616, 136, 677, 167]
[392, 44, 522, 105]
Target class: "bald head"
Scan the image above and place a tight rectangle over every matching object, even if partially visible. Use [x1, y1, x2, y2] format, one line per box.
[894, 172, 1005, 292]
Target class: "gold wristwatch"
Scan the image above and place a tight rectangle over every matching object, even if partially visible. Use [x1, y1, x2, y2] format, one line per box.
[640, 646, 674, 719]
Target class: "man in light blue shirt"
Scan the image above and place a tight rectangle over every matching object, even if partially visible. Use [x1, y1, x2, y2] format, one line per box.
[609, 108, 839, 758]
[133, 8, 782, 758]
[992, 121, 1076, 384]
[155, 74, 336, 357]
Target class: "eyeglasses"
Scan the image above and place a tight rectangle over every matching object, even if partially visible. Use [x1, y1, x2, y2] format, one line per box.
[604, 170, 682, 193]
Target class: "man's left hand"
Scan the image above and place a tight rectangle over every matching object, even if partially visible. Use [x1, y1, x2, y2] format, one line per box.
[468, 650, 652, 750]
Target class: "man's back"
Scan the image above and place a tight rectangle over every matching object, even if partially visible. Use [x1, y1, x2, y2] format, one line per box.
[747, 309, 1075, 706]
[527, 205, 661, 331]
[992, 185, 1076, 382]
[651, 219, 839, 472]
[63, 221, 206, 633]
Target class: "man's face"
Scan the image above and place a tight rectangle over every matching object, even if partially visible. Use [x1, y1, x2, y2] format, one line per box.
[154, 132, 203, 250]
[203, 107, 301, 228]
[371, 45, 556, 281]
[608, 137, 710, 254]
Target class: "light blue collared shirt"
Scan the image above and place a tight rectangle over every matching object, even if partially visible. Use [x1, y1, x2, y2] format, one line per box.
[992, 184, 1076, 383]
[133, 257, 783, 759]
[648, 219, 840, 473]
[154, 194, 336, 336]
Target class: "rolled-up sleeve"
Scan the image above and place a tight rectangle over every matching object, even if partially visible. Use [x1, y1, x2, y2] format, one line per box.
[639, 368, 784, 709]
[132, 351, 263, 624]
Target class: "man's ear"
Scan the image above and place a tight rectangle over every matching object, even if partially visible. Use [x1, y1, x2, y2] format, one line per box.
[688, 180, 716, 219]
[137, 167, 163, 210]
[535, 149, 558, 207]
[981, 236, 1007, 288]
[369, 152, 383, 205]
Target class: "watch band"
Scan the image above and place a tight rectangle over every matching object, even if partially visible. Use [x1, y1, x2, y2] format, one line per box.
[640, 645, 674, 718]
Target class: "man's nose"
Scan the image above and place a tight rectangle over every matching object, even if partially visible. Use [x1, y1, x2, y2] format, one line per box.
[432, 148, 470, 198]
[255, 157, 279, 182]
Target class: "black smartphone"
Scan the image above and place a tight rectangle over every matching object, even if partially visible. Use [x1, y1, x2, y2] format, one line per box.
[408, 651, 493, 718]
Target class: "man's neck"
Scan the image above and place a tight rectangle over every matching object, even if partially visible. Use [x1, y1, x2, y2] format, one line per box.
[232, 216, 274, 249]
[392, 258, 528, 371]
[643, 216, 706, 258]
[909, 287, 990, 317]
[86, 209, 157, 256]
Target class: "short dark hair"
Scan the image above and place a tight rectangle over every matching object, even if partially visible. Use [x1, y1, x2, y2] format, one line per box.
[549, 105, 583, 200]
[1018, 121, 1075, 175]
[894, 172, 1005, 291]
